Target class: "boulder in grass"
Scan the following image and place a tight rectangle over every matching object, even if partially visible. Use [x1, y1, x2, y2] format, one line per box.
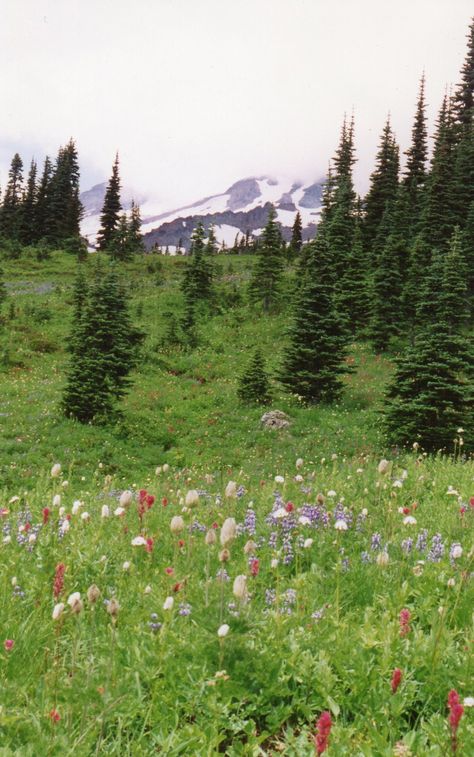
[260, 410, 291, 430]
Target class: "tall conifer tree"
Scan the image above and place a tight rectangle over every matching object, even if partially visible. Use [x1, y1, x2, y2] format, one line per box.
[249, 205, 284, 312]
[279, 244, 350, 402]
[363, 118, 400, 255]
[20, 159, 37, 245]
[0, 153, 24, 240]
[403, 75, 428, 239]
[97, 154, 122, 252]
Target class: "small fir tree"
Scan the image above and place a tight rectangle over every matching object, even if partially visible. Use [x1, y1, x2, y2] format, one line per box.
[20, 159, 38, 246]
[287, 211, 303, 261]
[181, 222, 213, 302]
[248, 205, 284, 312]
[62, 263, 143, 422]
[97, 154, 122, 252]
[337, 221, 370, 335]
[0, 153, 24, 240]
[279, 245, 350, 403]
[363, 118, 400, 256]
[403, 75, 428, 239]
[237, 348, 271, 404]
[128, 201, 145, 253]
[109, 214, 133, 261]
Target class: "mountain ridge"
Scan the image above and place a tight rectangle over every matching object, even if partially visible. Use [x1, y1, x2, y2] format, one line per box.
[80, 175, 325, 251]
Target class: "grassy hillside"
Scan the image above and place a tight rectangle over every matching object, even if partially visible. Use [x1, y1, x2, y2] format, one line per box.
[0, 250, 472, 756]
[1, 250, 392, 488]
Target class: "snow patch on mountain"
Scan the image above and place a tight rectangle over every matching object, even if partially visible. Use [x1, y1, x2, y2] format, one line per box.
[80, 174, 325, 249]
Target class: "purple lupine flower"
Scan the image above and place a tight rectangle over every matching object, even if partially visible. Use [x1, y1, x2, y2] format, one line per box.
[416, 529, 428, 553]
[178, 602, 192, 616]
[371, 533, 382, 551]
[148, 612, 162, 633]
[265, 589, 276, 606]
[427, 534, 444, 563]
[244, 508, 256, 535]
[401, 538, 413, 555]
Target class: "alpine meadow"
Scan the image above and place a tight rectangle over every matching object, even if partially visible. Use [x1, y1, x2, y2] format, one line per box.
[0, 5, 474, 756]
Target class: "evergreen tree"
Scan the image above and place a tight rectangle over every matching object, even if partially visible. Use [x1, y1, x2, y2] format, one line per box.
[181, 222, 213, 302]
[237, 348, 271, 404]
[420, 95, 457, 251]
[205, 225, 218, 255]
[453, 17, 474, 128]
[20, 159, 37, 245]
[384, 245, 474, 452]
[48, 140, 83, 244]
[323, 117, 357, 280]
[279, 245, 350, 403]
[35, 156, 54, 243]
[337, 221, 370, 335]
[403, 75, 428, 239]
[400, 234, 432, 342]
[128, 200, 145, 253]
[109, 214, 133, 261]
[62, 263, 143, 423]
[462, 200, 474, 302]
[97, 154, 122, 252]
[363, 118, 400, 255]
[287, 211, 303, 261]
[248, 205, 284, 312]
[0, 153, 24, 240]
[440, 226, 470, 332]
[368, 210, 404, 352]
[452, 123, 474, 226]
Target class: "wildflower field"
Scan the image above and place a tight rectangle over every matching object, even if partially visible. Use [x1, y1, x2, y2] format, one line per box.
[0, 251, 473, 754]
[1, 456, 473, 755]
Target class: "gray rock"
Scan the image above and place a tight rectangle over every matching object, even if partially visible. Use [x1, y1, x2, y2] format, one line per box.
[260, 410, 291, 430]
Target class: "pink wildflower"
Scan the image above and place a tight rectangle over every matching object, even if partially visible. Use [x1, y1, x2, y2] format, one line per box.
[391, 668, 402, 694]
[53, 563, 66, 600]
[313, 711, 332, 754]
[399, 608, 411, 637]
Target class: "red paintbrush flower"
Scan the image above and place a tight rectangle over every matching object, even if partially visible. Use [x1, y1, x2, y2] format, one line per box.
[53, 563, 66, 599]
[42, 507, 50, 524]
[313, 711, 332, 754]
[399, 608, 411, 637]
[49, 709, 60, 723]
[250, 558, 260, 576]
[391, 668, 402, 694]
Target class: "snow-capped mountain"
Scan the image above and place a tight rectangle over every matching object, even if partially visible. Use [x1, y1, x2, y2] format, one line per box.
[80, 176, 325, 251]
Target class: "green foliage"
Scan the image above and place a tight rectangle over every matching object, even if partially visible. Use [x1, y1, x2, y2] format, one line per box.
[403, 75, 428, 240]
[97, 154, 122, 252]
[248, 205, 284, 312]
[181, 222, 214, 304]
[280, 245, 350, 403]
[62, 261, 144, 423]
[0, 153, 24, 240]
[337, 222, 370, 335]
[385, 241, 474, 451]
[237, 347, 271, 404]
[287, 211, 303, 261]
[363, 118, 400, 255]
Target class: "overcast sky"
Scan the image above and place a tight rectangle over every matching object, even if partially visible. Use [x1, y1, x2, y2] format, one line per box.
[0, 0, 472, 209]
